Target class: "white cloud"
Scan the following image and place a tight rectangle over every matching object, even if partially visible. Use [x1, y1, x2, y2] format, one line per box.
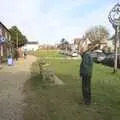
[0, 0, 117, 44]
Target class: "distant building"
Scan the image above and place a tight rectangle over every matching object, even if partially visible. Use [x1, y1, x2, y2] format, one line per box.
[73, 37, 91, 52]
[23, 41, 39, 51]
[39, 44, 58, 50]
[107, 37, 114, 52]
[0, 22, 11, 63]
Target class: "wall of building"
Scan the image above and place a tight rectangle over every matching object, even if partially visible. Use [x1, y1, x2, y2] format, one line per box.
[0, 23, 11, 63]
[107, 40, 114, 52]
[23, 44, 39, 51]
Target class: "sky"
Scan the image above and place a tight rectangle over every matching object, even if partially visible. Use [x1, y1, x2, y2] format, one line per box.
[0, 0, 119, 44]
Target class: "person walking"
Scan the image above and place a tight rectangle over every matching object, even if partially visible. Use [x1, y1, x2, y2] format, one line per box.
[80, 47, 94, 105]
[24, 50, 27, 59]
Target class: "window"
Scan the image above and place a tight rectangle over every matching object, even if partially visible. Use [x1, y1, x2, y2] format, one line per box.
[0, 28, 2, 36]
[5, 31, 8, 39]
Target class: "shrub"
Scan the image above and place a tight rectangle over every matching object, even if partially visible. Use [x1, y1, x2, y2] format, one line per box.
[31, 58, 55, 84]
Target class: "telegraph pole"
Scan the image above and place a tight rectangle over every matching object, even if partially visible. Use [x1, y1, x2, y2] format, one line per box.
[114, 26, 119, 73]
[108, 3, 120, 73]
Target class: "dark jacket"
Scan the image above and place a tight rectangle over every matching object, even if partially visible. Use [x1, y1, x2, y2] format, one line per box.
[80, 52, 93, 77]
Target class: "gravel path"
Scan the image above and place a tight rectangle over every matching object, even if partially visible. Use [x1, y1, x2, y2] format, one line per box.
[0, 55, 36, 120]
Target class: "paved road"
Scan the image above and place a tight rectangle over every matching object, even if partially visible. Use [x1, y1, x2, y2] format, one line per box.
[0, 56, 36, 120]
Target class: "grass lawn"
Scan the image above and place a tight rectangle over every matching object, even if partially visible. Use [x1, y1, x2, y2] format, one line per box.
[24, 52, 120, 120]
[29, 50, 65, 58]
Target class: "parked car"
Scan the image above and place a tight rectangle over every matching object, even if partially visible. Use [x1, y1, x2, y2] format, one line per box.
[96, 53, 106, 63]
[71, 52, 78, 57]
[102, 54, 120, 68]
[90, 51, 106, 63]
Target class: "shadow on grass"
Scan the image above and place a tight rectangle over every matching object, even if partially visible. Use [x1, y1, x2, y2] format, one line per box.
[23, 68, 120, 120]
[23, 80, 99, 120]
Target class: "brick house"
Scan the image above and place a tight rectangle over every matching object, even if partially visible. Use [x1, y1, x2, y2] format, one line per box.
[0, 22, 11, 63]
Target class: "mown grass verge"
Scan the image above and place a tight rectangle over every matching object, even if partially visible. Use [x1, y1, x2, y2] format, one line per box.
[24, 58, 120, 120]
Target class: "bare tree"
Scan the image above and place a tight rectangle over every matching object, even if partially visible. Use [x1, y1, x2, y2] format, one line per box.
[85, 25, 109, 45]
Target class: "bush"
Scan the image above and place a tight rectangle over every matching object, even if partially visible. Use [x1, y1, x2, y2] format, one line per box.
[31, 58, 55, 84]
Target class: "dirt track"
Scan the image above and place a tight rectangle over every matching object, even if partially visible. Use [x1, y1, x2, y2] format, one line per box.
[0, 56, 36, 120]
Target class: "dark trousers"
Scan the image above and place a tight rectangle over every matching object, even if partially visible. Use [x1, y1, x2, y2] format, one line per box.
[82, 75, 91, 104]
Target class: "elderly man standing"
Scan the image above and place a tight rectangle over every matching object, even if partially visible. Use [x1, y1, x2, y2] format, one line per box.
[80, 46, 94, 105]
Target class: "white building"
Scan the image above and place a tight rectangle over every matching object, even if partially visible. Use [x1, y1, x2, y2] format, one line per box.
[107, 40, 114, 52]
[23, 41, 39, 51]
[73, 37, 91, 52]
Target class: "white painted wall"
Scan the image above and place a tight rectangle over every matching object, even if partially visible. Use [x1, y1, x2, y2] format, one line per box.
[23, 44, 39, 51]
[107, 40, 114, 50]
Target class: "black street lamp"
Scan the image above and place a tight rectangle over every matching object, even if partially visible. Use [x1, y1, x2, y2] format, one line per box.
[108, 3, 120, 73]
